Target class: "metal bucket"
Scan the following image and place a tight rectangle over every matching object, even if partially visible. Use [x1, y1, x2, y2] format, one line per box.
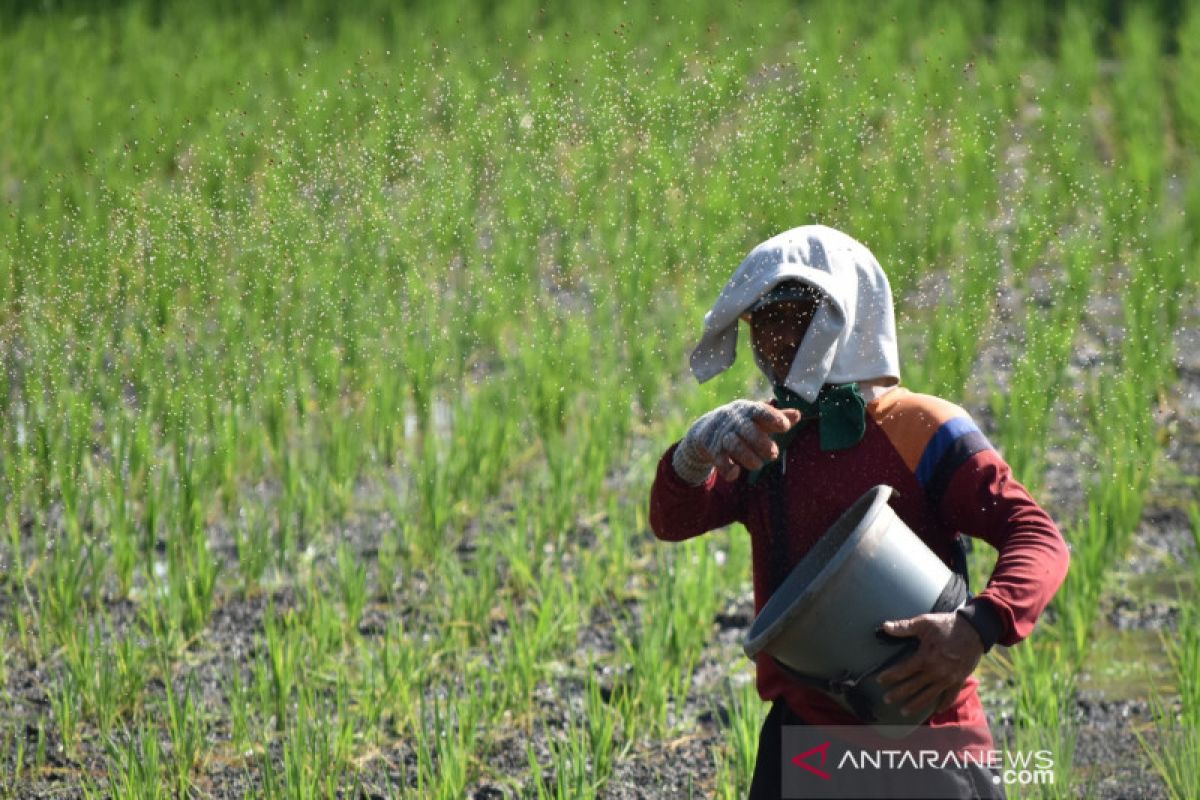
[743, 485, 964, 735]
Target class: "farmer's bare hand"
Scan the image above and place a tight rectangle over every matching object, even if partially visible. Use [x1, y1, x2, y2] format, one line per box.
[672, 400, 801, 485]
[875, 612, 985, 717]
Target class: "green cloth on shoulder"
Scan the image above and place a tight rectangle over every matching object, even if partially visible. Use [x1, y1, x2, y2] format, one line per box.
[747, 383, 867, 485]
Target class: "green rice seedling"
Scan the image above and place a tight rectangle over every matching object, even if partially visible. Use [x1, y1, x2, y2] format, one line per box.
[4, 506, 26, 595]
[902, 235, 1002, 400]
[54, 395, 92, 545]
[611, 613, 693, 740]
[712, 674, 766, 800]
[1111, 6, 1167, 194]
[999, 640, 1078, 800]
[1058, 504, 1123, 663]
[349, 645, 386, 745]
[1140, 605, 1200, 800]
[371, 620, 424, 738]
[1055, 4, 1100, 112]
[531, 573, 582, 654]
[275, 447, 305, 563]
[1047, 369, 1160, 652]
[215, 397, 243, 517]
[224, 667, 256, 760]
[33, 716, 46, 772]
[147, 521, 220, 648]
[493, 598, 545, 719]
[50, 671, 82, 763]
[990, 238, 1094, 494]
[160, 669, 208, 796]
[234, 505, 272, 597]
[102, 727, 168, 800]
[365, 372, 406, 470]
[38, 534, 101, 643]
[259, 603, 299, 734]
[109, 499, 139, 601]
[62, 623, 119, 737]
[490, 511, 542, 605]
[297, 575, 347, 661]
[136, 580, 181, 662]
[1140, 723, 1199, 800]
[261, 681, 356, 800]
[8, 589, 37, 663]
[526, 719, 597, 800]
[1174, 5, 1200, 152]
[609, 541, 723, 739]
[443, 548, 506, 651]
[140, 465, 165, 566]
[583, 668, 622, 794]
[411, 435, 450, 547]
[1190, 503, 1200, 559]
[327, 394, 370, 505]
[114, 632, 149, 715]
[1139, 512, 1200, 800]
[335, 542, 368, 634]
[3, 722, 26, 792]
[413, 690, 476, 800]
[375, 530, 400, 603]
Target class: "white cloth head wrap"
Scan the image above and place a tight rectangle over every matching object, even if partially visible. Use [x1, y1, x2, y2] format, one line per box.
[689, 225, 900, 402]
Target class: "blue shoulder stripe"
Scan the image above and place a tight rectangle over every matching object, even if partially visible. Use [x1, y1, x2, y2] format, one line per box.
[915, 416, 991, 488]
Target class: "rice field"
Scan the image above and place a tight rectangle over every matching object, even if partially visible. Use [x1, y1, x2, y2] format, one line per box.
[0, 0, 1197, 797]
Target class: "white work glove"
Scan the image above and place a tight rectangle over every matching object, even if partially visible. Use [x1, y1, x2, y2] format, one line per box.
[672, 400, 801, 485]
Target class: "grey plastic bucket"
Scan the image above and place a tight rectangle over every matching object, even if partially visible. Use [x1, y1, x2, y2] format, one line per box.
[743, 485, 962, 735]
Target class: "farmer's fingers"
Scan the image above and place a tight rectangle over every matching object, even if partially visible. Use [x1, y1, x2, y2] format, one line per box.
[733, 422, 781, 462]
[900, 683, 947, 717]
[695, 442, 741, 475]
[747, 403, 800, 433]
[720, 430, 767, 471]
[882, 675, 932, 708]
[881, 615, 932, 639]
[877, 651, 926, 685]
[712, 453, 741, 482]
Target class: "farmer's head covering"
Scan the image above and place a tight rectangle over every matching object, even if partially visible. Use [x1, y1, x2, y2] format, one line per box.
[689, 225, 900, 402]
[743, 281, 823, 317]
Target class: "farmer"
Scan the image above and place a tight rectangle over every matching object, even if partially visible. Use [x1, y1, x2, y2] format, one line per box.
[649, 226, 1070, 798]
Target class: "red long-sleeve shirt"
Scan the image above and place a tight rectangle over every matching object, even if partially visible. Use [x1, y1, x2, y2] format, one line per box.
[649, 387, 1069, 735]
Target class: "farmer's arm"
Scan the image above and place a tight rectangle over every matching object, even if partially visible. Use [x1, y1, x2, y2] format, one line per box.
[649, 401, 799, 542]
[648, 443, 746, 541]
[878, 448, 1069, 715]
[936, 448, 1070, 649]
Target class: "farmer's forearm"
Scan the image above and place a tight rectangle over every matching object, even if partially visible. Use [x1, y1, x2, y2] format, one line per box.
[649, 443, 744, 541]
[972, 514, 1070, 647]
[940, 450, 1070, 647]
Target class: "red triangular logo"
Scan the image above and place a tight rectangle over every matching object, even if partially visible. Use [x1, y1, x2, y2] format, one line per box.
[791, 740, 832, 780]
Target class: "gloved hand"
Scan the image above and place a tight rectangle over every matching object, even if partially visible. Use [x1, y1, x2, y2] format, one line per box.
[672, 400, 801, 485]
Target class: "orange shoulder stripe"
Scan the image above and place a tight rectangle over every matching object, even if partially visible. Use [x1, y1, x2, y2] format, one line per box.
[867, 388, 971, 473]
